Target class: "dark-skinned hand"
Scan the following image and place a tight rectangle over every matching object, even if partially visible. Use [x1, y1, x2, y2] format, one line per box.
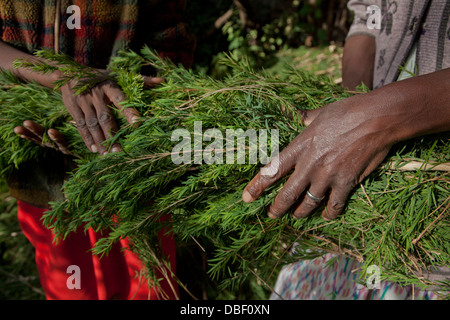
[0, 41, 164, 155]
[242, 93, 398, 221]
[60, 73, 164, 155]
[14, 120, 72, 155]
[242, 67, 450, 221]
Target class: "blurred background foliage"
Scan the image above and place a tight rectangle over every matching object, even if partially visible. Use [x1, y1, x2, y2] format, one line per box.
[186, 0, 350, 77]
[0, 0, 350, 299]
[0, 179, 44, 299]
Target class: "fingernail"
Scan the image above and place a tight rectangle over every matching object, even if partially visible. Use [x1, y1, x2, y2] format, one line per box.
[131, 116, 140, 124]
[322, 209, 331, 221]
[91, 144, 98, 153]
[48, 131, 56, 139]
[267, 211, 278, 219]
[111, 146, 121, 153]
[242, 190, 255, 203]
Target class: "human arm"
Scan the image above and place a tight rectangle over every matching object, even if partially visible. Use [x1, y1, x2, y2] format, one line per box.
[0, 41, 61, 88]
[242, 68, 450, 220]
[342, 34, 376, 90]
[341, 0, 379, 90]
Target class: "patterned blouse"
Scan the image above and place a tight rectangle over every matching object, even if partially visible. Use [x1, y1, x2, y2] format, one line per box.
[347, 0, 450, 88]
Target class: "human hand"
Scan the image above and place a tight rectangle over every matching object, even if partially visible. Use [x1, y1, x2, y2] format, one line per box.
[14, 120, 72, 155]
[60, 73, 164, 155]
[0, 41, 164, 155]
[242, 94, 394, 221]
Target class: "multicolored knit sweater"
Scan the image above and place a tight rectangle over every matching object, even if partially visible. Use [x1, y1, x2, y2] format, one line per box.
[0, 0, 196, 69]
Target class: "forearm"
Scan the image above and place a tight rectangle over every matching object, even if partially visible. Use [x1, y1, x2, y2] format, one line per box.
[342, 35, 376, 90]
[391, 68, 450, 140]
[0, 41, 61, 89]
[353, 68, 450, 144]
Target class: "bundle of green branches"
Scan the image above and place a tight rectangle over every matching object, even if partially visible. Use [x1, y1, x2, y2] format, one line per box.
[0, 47, 449, 298]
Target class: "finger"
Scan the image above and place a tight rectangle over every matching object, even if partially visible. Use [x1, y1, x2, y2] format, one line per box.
[48, 129, 71, 155]
[14, 126, 42, 145]
[321, 186, 352, 221]
[19, 121, 54, 148]
[103, 84, 140, 125]
[76, 115, 98, 153]
[63, 94, 96, 153]
[13, 126, 27, 136]
[91, 87, 121, 153]
[266, 170, 309, 219]
[97, 108, 117, 139]
[242, 137, 302, 203]
[319, 152, 387, 221]
[302, 109, 322, 127]
[279, 108, 311, 126]
[79, 96, 107, 155]
[23, 120, 46, 138]
[142, 76, 165, 87]
[292, 182, 329, 219]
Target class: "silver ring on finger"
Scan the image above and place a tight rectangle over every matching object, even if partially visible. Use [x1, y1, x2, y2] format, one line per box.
[306, 190, 325, 202]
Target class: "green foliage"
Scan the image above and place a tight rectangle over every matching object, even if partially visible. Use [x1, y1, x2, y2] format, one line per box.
[188, 0, 341, 77]
[0, 69, 92, 175]
[0, 179, 44, 299]
[14, 51, 112, 94]
[0, 48, 449, 299]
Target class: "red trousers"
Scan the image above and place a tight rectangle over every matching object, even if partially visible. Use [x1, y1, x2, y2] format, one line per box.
[17, 200, 178, 300]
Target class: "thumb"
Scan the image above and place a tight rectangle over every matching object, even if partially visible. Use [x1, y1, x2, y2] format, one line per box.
[283, 108, 321, 128]
[142, 76, 165, 87]
[301, 109, 322, 127]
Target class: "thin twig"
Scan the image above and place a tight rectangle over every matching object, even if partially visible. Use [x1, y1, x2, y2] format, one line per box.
[412, 199, 450, 245]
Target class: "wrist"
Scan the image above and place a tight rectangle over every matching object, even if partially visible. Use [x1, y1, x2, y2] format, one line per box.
[330, 71, 450, 151]
[377, 70, 450, 143]
[48, 69, 64, 90]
